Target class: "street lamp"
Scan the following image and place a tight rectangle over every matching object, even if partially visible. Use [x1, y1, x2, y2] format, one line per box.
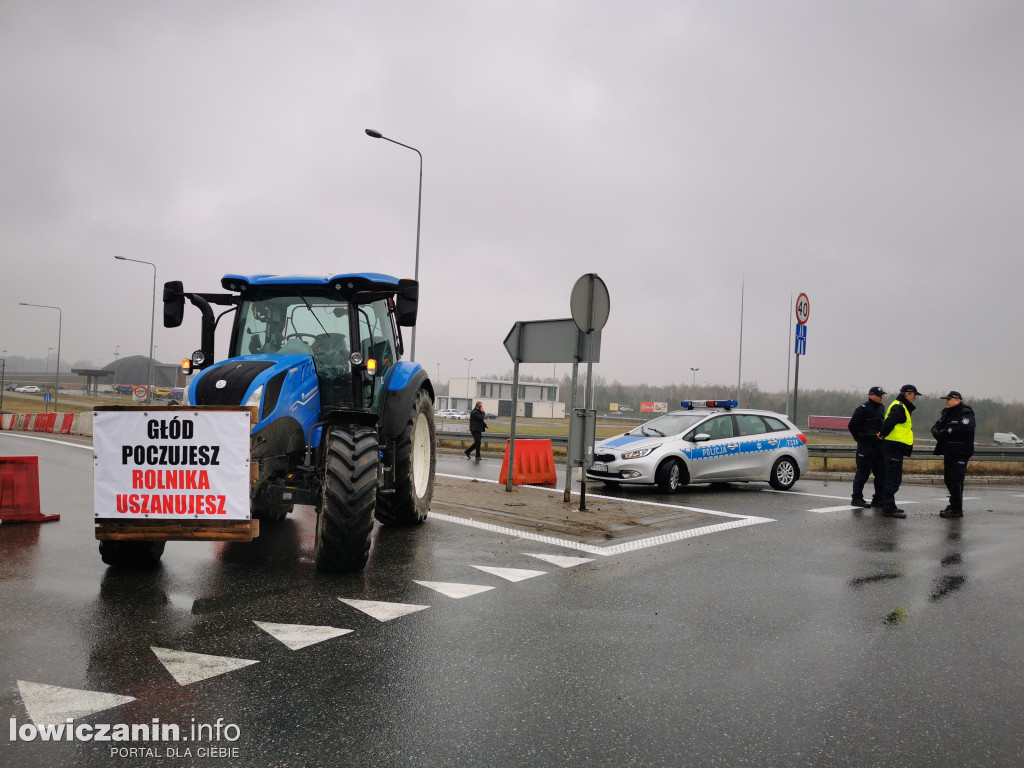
[365, 128, 422, 362]
[0, 349, 7, 412]
[20, 303, 62, 411]
[115, 255, 156, 402]
[113, 346, 120, 398]
[464, 357, 473, 408]
[690, 367, 700, 400]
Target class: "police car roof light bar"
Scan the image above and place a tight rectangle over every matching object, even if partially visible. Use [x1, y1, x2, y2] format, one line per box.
[680, 399, 738, 410]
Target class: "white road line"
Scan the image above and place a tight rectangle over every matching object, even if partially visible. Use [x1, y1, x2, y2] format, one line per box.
[431, 511, 773, 556]
[762, 489, 851, 500]
[809, 505, 859, 514]
[438, 473, 751, 519]
[0, 433, 92, 450]
[763, 488, 921, 506]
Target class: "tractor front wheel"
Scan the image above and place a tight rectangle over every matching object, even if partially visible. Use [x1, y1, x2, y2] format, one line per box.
[98, 540, 165, 568]
[315, 425, 378, 572]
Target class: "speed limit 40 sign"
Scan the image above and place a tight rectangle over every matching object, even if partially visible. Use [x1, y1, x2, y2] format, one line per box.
[795, 293, 810, 325]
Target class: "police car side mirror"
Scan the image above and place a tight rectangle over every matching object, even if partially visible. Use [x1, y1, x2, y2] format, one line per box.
[693, 433, 711, 443]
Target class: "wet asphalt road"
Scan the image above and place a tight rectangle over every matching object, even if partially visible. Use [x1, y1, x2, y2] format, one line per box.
[2, 432, 1023, 767]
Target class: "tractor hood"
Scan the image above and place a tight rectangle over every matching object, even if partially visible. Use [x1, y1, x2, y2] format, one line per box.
[189, 354, 319, 420]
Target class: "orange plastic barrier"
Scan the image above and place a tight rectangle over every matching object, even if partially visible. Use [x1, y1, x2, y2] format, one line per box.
[499, 439, 558, 486]
[0, 456, 60, 523]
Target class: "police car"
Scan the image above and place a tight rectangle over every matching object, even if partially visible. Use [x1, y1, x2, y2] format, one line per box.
[587, 400, 809, 493]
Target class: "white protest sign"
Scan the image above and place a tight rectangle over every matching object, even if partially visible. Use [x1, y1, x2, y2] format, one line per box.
[94, 410, 252, 520]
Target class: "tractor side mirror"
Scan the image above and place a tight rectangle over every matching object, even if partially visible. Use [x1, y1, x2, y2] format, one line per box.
[395, 280, 418, 327]
[163, 281, 185, 328]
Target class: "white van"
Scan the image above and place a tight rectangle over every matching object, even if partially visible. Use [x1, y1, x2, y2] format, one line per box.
[993, 432, 1024, 446]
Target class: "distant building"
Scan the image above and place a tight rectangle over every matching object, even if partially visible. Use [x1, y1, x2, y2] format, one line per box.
[446, 377, 564, 418]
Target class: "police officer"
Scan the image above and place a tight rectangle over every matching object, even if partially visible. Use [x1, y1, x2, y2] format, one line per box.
[848, 386, 887, 508]
[878, 384, 921, 518]
[931, 390, 975, 518]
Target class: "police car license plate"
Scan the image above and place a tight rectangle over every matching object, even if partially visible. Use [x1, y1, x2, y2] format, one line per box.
[590, 462, 607, 473]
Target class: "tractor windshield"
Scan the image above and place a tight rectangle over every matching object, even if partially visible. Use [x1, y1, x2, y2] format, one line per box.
[235, 292, 396, 410]
[236, 294, 351, 365]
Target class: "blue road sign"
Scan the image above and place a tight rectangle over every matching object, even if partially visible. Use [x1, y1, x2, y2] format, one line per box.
[43, 393, 52, 402]
[794, 323, 807, 355]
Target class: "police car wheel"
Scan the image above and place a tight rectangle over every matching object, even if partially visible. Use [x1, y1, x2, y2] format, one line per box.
[655, 459, 686, 493]
[769, 456, 799, 491]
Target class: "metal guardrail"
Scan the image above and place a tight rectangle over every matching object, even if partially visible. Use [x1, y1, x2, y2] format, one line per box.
[436, 430, 1024, 465]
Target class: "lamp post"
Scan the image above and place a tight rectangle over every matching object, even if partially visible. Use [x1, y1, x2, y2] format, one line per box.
[689, 367, 700, 401]
[464, 357, 473, 409]
[0, 349, 7, 412]
[20, 303, 61, 411]
[113, 346, 120, 398]
[46, 346, 53, 373]
[365, 128, 422, 362]
[115, 255, 156, 402]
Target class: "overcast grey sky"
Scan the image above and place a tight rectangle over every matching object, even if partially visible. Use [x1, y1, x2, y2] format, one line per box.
[2, 1, 1021, 402]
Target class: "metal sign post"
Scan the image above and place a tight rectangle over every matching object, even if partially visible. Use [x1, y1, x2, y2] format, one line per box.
[502, 275, 608, 504]
[792, 293, 809, 427]
[569, 274, 610, 512]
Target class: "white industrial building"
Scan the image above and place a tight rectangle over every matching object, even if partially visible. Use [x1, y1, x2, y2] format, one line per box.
[444, 377, 564, 419]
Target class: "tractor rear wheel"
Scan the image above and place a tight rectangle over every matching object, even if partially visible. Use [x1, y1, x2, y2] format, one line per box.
[315, 425, 378, 572]
[98, 540, 165, 568]
[375, 389, 435, 526]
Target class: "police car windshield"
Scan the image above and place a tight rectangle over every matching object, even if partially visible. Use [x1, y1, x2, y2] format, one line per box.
[633, 412, 706, 437]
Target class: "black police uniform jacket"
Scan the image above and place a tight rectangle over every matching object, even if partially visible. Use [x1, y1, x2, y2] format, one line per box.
[848, 399, 885, 443]
[931, 402, 976, 458]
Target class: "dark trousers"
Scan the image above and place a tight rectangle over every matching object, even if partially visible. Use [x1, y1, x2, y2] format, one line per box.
[465, 431, 483, 459]
[943, 454, 969, 511]
[852, 440, 885, 502]
[881, 442, 906, 511]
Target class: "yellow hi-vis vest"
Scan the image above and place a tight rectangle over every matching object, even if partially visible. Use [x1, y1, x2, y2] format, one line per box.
[884, 400, 914, 446]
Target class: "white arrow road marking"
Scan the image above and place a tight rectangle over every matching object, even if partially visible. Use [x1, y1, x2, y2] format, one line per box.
[809, 505, 860, 513]
[413, 581, 494, 599]
[526, 553, 594, 568]
[338, 598, 429, 621]
[16, 681, 135, 725]
[151, 647, 258, 686]
[254, 621, 353, 651]
[471, 565, 547, 582]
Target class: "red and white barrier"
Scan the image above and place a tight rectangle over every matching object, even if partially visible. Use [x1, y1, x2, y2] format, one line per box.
[0, 412, 95, 437]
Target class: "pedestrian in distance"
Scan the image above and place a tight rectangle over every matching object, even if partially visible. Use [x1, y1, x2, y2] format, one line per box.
[465, 401, 488, 461]
[878, 384, 921, 518]
[849, 386, 887, 508]
[931, 390, 975, 518]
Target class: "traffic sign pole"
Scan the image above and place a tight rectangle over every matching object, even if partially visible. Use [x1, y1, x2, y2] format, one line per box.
[792, 293, 809, 427]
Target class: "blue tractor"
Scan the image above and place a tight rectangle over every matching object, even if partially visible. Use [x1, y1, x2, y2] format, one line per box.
[156, 272, 436, 572]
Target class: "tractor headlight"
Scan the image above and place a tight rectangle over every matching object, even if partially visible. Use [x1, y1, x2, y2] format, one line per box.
[622, 445, 658, 459]
[191, 349, 206, 366]
[244, 384, 264, 415]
